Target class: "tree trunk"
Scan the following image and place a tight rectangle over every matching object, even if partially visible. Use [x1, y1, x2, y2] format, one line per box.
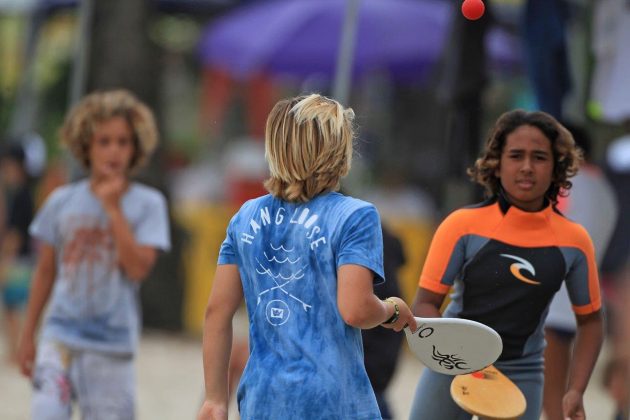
[86, 0, 185, 331]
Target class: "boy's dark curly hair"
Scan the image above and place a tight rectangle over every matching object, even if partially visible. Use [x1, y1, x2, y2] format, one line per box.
[467, 109, 583, 205]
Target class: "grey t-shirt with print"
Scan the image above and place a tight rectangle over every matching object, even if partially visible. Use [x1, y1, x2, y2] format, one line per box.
[30, 179, 171, 355]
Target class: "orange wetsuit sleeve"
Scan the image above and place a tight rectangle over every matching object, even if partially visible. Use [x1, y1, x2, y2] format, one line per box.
[419, 212, 468, 295]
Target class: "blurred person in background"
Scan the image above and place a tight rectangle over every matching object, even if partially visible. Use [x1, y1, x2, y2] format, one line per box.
[34, 158, 68, 210]
[600, 129, 630, 420]
[615, 263, 630, 420]
[409, 110, 603, 420]
[362, 224, 406, 419]
[542, 124, 618, 420]
[197, 94, 417, 420]
[16, 90, 171, 419]
[589, 0, 630, 125]
[521, 0, 571, 119]
[0, 142, 35, 364]
[589, 0, 630, 414]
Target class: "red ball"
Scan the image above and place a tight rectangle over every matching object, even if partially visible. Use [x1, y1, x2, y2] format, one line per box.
[461, 0, 485, 21]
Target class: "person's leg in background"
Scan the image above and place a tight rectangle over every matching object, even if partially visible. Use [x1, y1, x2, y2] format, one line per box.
[522, 0, 571, 119]
[498, 360, 544, 420]
[72, 349, 135, 420]
[31, 340, 74, 420]
[543, 328, 574, 420]
[408, 368, 471, 420]
[1, 264, 31, 363]
[543, 283, 577, 420]
[604, 265, 630, 420]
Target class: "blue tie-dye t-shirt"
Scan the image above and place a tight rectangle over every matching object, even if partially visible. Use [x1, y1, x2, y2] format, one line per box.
[219, 192, 384, 420]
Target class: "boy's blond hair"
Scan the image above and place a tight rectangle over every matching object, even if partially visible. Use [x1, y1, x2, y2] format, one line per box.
[264, 94, 355, 203]
[59, 89, 158, 173]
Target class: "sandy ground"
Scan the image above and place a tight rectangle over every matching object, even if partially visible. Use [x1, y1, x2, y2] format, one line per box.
[0, 327, 617, 420]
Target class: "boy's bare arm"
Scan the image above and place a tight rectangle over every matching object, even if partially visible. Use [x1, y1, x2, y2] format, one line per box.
[563, 310, 604, 419]
[337, 264, 416, 331]
[93, 176, 158, 281]
[199, 264, 243, 420]
[17, 243, 56, 377]
[106, 206, 157, 282]
[412, 287, 446, 318]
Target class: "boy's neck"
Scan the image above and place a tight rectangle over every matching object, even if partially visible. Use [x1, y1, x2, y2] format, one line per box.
[89, 175, 130, 188]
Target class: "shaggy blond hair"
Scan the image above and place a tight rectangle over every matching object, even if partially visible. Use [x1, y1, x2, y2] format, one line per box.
[59, 89, 158, 173]
[467, 109, 583, 205]
[264, 94, 355, 203]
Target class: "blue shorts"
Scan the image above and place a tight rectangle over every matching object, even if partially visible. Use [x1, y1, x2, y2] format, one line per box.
[1, 261, 32, 309]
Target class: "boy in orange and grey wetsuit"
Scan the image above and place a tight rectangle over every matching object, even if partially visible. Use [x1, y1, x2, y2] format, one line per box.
[408, 193, 600, 420]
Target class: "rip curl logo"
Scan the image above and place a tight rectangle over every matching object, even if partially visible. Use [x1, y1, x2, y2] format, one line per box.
[500, 254, 540, 285]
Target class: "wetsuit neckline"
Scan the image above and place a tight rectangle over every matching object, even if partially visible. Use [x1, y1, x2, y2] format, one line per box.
[497, 189, 550, 215]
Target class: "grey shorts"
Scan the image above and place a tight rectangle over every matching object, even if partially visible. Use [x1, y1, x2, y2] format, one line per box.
[31, 340, 135, 420]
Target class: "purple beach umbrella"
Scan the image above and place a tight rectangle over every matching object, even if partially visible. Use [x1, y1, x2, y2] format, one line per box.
[199, 0, 521, 83]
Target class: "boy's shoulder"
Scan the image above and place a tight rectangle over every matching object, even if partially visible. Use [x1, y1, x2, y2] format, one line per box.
[336, 193, 374, 209]
[234, 194, 272, 216]
[235, 193, 376, 222]
[128, 182, 166, 202]
[237, 192, 377, 212]
[45, 180, 166, 205]
[548, 208, 594, 249]
[46, 179, 87, 201]
[316, 193, 378, 224]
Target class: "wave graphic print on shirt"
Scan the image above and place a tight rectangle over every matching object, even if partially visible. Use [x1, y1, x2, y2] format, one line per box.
[239, 205, 327, 326]
[256, 242, 313, 326]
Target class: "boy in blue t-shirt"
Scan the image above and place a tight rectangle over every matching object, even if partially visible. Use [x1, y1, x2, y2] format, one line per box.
[17, 90, 171, 419]
[197, 94, 417, 420]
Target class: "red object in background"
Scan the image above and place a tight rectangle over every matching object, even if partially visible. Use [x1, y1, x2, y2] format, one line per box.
[228, 178, 268, 208]
[246, 74, 275, 140]
[201, 68, 233, 140]
[201, 68, 275, 142]
[461, 0, 485, 20]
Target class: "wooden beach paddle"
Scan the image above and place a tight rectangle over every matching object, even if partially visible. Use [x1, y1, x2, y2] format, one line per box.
[450, 364, 527, 420]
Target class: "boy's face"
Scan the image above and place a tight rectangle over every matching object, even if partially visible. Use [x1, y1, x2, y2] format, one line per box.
[495, 124, 554, 212]
[89, 116, 135, 179]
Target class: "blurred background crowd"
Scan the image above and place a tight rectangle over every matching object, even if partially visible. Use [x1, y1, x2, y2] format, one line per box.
[0, 0, 628, 418]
